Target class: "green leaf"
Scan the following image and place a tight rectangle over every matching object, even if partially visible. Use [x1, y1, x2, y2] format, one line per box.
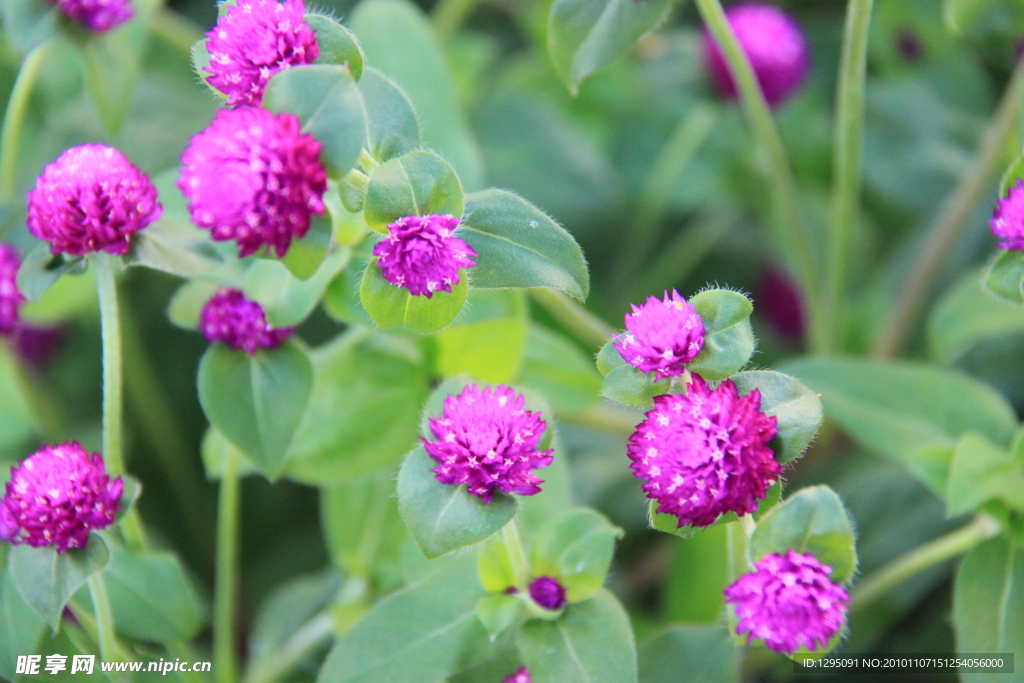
[518, 588, 638, 683]
[0, 346, 36, 450]
[190, 39, 224, 100]
[16, 243, 85, 303]
[999, 153, 1024, 198]
[397, 446, 517, 559]
[548, 0, 673, 94]
[250, 570, 340, 662]
[197, 341, 313, 479]
[984, 250, 1024, 305]
[599, 364, 671, 407]
[112, 475, 142, 526]
[279, 213, 332, 280]
[264, 64, 368, 178]
[167, 278, 223, 330]
[781, 357, 1018, 495]
[749, 486, 858, 584]
[123, 218, 223, 277]
[360, 258, 468, 333]
[946, 433, 1024, 517]
[596, 338, 626, 376]
[318, 554, 504, 683]
[638, 624, 738, 683]
[475, 594, 521, 639]
[434, 290, 529, 383]
[516, 324, 601, 414]
[244, 247, 350, 328]
[929, 271, 1024, 362]
[9, 535, 110, 629]
[358, 67, 421, 162]
[460, 189, 590, 299]
[944, 0, 1024, 37]
[664, 525, 730, 624]
[286, 329, 428, 484]
[201, 427, 258, 480]
[101, 546, 204, 643]
[362, 151, 465, 232]
[953, 536, 1024, 678]
[687, 289, 755, 381]
[1, 0, 59, 53]
[321, 470, 406, 578]
[350, 0, 485, 190]
[0, 570, 47, 682]
[477, 534, 516, 593]
[731, 371, 823, 464]
[307, 14, 364, 78]
[530, 508, 622, 604]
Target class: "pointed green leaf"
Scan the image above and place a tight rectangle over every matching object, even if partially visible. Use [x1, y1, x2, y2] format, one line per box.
[307, 14, 364, 78]
[363, 151, 464, 232]
[947, 433, 1024, 516]
[9, 535, 110, 629]
[984, 250, 1024, 305]
[16, 243, 85, 303]
[358, 67, 421, 162]
[731, 370, 823, 464]
[0, 569, 47, 682]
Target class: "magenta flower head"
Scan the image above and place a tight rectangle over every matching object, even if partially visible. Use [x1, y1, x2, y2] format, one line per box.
[179, 107, 327, 258]
[725, 550, 849, 654]
[46, 0, 133, 32]
[628, 374, 779, 528]
[703, 3, 810, 107]
[199, 288, 293, 354]
[422, 384, 554, 504]
[204, 0, 319, 107]
[503, 668, 532, 683]
[0, 244, 25, 336]
[373, 215, 477, 298]
[991, 180, 1024, 251]
[614, 290, 705, 380]
[529, 576, 567, 611]
[27, 144, 162, 256]
[2, 442, 123, 553]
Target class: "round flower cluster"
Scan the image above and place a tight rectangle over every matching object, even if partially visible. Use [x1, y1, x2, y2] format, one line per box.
[725, 550, 850, 654]
[179, 107, 327, 258]
[46, 0, 133, 32]
[204, 0, 319, 107]
[703, 2, 810, 107]
[613, 290, 705, 379]
[627, 375, 780, 528]
[27, 144, 162, 256]
[373, 215, 478, 297]
[422, 384, 554, 504]
[503, 668, 532, 683]
[199, 288, 293, 354]
[990, 180, 1024, 252]
[529, 576, 567, 611]
[0, 244, 25, 336]
[1, 442, 123, 553]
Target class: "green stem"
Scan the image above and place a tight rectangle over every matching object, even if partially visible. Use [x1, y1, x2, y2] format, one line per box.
[150, 7, 203, 55]
[694, 0, 823, 350]
[88, 574, 119, 661]
[432, 0, 479, 39]
[612, 103, 718, 296]
[168, 642, 212, 683]
[215, 445, 242, 683]
[7, 342, 67, 441]
[502, 519, 530, 590]
[556, 404, 640, 435]
[528, 288, 613, 350]
[824, 0, 874, 354]
[849, 515, 1000, 611]
[738, 514, 756, 537]
[873, 59, 1024, 358]
[243, 612, 334, 683]
[725, 520, 749, 582]
[0, 40, 54, 202]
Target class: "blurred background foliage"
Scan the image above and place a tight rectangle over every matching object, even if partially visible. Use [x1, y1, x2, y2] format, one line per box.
[3, 0, 1024, 680]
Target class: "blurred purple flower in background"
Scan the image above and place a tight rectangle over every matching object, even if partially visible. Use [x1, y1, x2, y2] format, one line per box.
[199, 288, 293, 354]
[46, 0, 133, 32]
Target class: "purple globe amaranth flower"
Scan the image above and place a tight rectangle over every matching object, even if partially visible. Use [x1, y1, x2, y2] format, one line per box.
[2, 442, 123, 553]
[725, 550, 849, 654]
[13, 324, 67, 371]
[27, 144, 162, 256]
[46, 0, 133, 32]
[199, 288, 293, 354]
[503, 668, 532, 683]
[991, 180, 1024, 251]
[628, 374, 780, 528]
[179, 107, 327, 258]
[703, 3, 810, 108]
[0, 244, 25, 336]
[204, 0, 319, 107]
[422, 384, 554, 504]
[373, 215, 477, 298]
[614, 290, 705, 380]
[529, 576, 567, 611]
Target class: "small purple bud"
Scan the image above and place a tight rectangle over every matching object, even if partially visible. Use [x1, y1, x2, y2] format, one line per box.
[502, 667, 532, 683]
[755, 266, 805, 342]
[13, 324, 67, 371]
[199, 288, 293, 355]
[2, 442, 123, 553]
[529, 576, 567, 611]
[725, 550, 850, 654]
[204, 0, 319, 107]
[27, 145, 162, 256]
[373, 215, 477, 298]
[46, 0, 133, 32]
[613, 290, 705, 380]
[0, 244, 25, 336]
[421, 384, 554, 504]
[991, 180, 1024, 252]
[703, 3, 810, 108]
[896, 29, 924, 62]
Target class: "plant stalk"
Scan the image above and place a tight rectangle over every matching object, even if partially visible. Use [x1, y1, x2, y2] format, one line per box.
[824, 0, 874, 354]
[873, 59, 1024, 358]
[88, 574, 119, 661]
[215, 445, 242, 683]
[502, 519, 530, 589]
[0, 40, 54, 202]
[529, 288, 613, 350]
[849, 515, 1000, 611]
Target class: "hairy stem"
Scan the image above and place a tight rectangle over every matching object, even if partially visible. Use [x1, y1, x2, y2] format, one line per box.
[529, 288, 613, 350]
[0, 40, 54, 202]
[873, 59, 1024, 358]
[849, 515, 1001, 611]
[215, 445, 242, 683]
[88, 574, 119, 661]
[824, 0, 874, 354]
